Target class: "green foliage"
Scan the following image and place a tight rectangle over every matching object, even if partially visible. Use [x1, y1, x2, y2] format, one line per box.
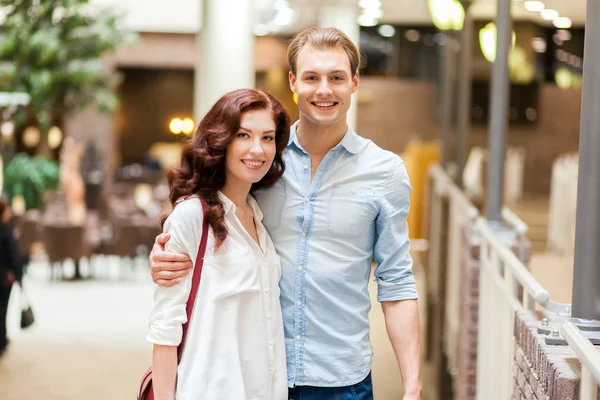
[0, 0, 136, 129]
[3, 153, 60, 210]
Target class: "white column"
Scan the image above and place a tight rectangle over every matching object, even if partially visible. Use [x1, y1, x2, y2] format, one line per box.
[319, 4, 360, 130]
[194, 0, 255, 121]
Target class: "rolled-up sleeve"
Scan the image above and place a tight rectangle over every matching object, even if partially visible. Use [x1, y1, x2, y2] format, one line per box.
[146, 200, 203, 346]
[373, 158, 418, 303]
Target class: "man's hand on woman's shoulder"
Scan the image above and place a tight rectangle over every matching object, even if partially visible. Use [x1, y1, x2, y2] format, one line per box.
[150, 232, 193, 287]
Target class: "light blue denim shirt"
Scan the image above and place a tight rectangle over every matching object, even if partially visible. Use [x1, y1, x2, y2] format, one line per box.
[253, 121, 418, 388]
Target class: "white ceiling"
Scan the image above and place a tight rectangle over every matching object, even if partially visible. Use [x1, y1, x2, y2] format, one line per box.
[86, 0, 588, 34]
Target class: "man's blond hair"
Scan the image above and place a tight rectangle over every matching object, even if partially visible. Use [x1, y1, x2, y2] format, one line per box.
[287, 27, 360, 77]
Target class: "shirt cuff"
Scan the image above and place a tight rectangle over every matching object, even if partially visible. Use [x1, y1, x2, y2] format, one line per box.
[146, 320, 183, 346]
[376, 276, 418, 303]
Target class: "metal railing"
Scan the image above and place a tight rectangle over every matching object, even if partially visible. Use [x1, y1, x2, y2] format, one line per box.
[429, 165, 477, 375]
[429, 163, 596, 400]
[429, 165, 532, 376]
[474, 216, 573, 400]
[561, 322, 600, 399]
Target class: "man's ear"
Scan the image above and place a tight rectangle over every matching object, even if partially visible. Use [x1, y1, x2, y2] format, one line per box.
[289, 70, 297, 93]
[351, 72, 359, 94]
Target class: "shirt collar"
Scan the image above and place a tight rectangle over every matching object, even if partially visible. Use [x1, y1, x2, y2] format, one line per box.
[217, 191, 263, 222]
[288, 120, 361, 155]
[247, 195, 263, 222]
[217, 191, 235, 215]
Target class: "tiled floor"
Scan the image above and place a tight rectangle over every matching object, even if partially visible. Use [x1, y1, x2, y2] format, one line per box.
[0, 258, 154, 400]
[0, 256, 427, 400]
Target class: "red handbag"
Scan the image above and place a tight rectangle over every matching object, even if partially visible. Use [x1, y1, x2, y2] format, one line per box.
[137, 197, 209, 400]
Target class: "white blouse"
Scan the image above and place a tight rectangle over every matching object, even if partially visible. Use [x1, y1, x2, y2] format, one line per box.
[147, 193, 288, 400]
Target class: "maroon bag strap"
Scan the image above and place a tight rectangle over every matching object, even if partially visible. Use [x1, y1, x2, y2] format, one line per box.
[174, 195, 210, 363]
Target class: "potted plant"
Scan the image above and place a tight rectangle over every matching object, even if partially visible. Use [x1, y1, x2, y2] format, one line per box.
[3, 153, 60, 211]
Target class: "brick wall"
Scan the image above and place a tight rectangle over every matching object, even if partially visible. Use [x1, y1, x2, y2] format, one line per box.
[513, 310, 600, 400]
[356, 78, 582, 196]
[453, 227, 532, 400]
[454, 228, 480, 400]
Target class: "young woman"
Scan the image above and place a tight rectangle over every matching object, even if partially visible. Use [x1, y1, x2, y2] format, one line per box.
[147, 89, 290, 400]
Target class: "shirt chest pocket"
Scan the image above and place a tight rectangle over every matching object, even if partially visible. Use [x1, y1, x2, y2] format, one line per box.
[204, 250, 261, 300]
[327, 185, 374, 239]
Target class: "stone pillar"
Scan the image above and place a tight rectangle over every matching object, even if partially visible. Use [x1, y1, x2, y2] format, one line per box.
[194, 0, 255, 121]
[318, 3, 359, 130]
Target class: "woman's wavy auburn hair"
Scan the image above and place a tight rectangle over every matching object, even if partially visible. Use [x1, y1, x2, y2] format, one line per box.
[162, 88, 290, 248]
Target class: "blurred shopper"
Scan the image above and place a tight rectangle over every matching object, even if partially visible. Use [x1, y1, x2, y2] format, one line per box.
[0, 198, 23, 356]
[149, 28, 421, 400]
[148, 89, 290, 400]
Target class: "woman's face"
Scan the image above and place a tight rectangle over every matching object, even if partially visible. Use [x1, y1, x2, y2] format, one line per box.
[225, 109, 277, 189]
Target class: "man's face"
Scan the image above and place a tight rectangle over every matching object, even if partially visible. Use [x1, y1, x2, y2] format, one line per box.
[289, 44, 358, 128]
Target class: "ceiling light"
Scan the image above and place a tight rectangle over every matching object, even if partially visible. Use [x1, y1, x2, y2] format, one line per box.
[378, 25, 396, 38]
[273, 0, 289, 10]
[540, 9, 559, 20]
[22, 126, 41, 148]
[530, 37, 547, 53]
[427, 0, 465, 31]
[169, 118, 183, 135]
[359, 0, 382, 8]
[555, 67, 573, 89]
[553, 34, 563, 46]
[0, 121, 14, 138]
[556, 30, 572, 41]
[556, 49, 568, 62]
[553, 17, 572, 29]
[405, 29, 421, 42]
[274, 7, 294, 26]
[524, 1, 545, 12]
[182, 118, 195, 135]
[47, 126, 63, 149]
[357, 14, 378, 27]
[479, 22, 517, 63]
[364, 8, 383, 19]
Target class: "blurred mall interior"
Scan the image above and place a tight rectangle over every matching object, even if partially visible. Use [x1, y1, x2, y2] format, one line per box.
[0, 0, 599, 399]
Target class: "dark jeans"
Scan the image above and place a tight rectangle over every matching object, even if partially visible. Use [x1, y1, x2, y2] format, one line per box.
[288, 372, 373, 400]
[0, 283, 12, 349]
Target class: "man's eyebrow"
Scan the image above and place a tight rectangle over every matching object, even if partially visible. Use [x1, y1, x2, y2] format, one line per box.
[301, 70, 349, 76]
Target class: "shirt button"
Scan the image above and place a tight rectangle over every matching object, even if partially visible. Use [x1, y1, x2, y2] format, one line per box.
[305, 197, 310, 203]
[297, 266, 303, 272]
[265, 289, 270, 295]
[301, 232, 306, 238]
[267, 314, 271, 319]
[352, 189, 357, 194]
[297, 301, 302, 306]
[269, 341, 273, 347]
[303, 165, 309, 170]
[296, 335, 301, 341]
[270, 366, 275, 373]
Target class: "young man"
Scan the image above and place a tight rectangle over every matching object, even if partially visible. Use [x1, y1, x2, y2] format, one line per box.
[149, 27, 422, 400]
